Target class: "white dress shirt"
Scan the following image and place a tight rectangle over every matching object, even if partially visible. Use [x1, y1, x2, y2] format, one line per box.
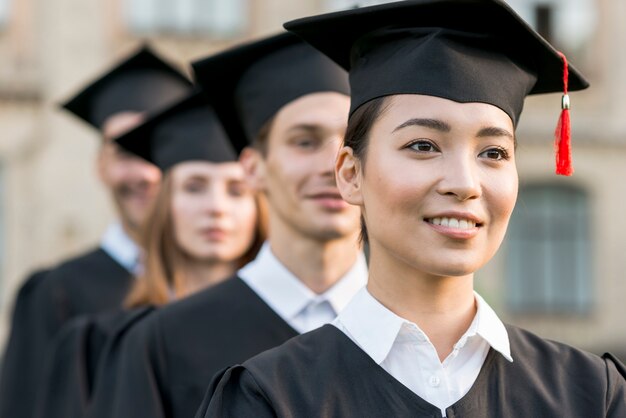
[100, 222, 142, 275]
[239, 242, 368, 334]
[333, 288, 513, 417]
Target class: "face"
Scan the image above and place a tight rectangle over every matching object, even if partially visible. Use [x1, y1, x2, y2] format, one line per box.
[170, 161, 257, 264]
[337, 95, 518, 277]
[99, 112, 162, 233]
[242, 92, 361, 241]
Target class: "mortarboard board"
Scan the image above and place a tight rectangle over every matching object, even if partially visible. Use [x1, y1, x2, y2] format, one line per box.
[285, 0, 590, 175]
[191, 32, 350, 154]
[115, 90, 237, 172]
[62, 45, 193, 130]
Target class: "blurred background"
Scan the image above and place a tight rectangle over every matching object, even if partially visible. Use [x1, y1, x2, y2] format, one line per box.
[0, 0, 624, 359]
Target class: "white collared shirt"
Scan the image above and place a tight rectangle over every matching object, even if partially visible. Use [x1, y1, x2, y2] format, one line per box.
[239, 242, 368, 334]
[100, 222, 141, 275]
[333, 288, 513, 417]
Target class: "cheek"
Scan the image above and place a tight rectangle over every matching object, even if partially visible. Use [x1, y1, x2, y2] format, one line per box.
[362, 151, 430, 219]
[485, 168, 519, 225]
[231, 198, 258, 233]
[101, 162, 126, 185]
[274, 146, 317, 180]
[171, 195, 197, 233]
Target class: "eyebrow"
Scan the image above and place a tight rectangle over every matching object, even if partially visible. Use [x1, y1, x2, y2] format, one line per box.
[392, 118, 451, 133]
[392, 118, 515, 143]
[286, 124, 323, 134]
[476, 126, 515, 141]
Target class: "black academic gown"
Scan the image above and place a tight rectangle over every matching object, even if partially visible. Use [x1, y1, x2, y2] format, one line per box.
[88, 276, 298, 418]
[197, 324, 626, 418]
[33, 306, 155, 418]
[0, 247, 133, 418]
[0, 270, 49, 417]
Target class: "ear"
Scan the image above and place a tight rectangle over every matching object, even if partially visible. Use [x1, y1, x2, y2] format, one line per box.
[240, 147, 266, 192]
[335, 146, 363, 205]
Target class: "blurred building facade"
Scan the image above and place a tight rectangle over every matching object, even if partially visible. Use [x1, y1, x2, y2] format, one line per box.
[0, 0, 624, 358]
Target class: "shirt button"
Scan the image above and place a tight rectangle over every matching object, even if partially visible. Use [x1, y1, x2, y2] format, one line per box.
[429, 375, 440, 387]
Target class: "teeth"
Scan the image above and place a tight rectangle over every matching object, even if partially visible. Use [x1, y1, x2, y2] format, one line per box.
[428, 217, 477, 230]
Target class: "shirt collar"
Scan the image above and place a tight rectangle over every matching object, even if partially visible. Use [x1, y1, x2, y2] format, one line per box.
[335, 287, 407, 364]
[472, 292, 513, 362]
[238, 242, 368, 321]
[100, 222, 141, 274]
[335, 288, 513, 364]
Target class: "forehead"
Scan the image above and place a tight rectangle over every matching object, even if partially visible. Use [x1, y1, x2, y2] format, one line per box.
[101, 111, 145, 142]
[378, 94, 514, 132]
[171, 161, 245, 180]
[272, 91, 350, 132]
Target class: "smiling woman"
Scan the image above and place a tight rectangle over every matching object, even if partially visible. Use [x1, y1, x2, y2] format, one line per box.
[195, 1, 625, 417]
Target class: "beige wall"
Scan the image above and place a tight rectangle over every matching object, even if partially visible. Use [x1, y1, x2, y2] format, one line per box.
[0, 0, 625, 356]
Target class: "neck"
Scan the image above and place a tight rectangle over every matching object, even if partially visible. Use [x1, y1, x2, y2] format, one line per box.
[367, 242, 476, 362]
[183, 258, 237, 295]
[119, 219, 141, 247]
[269, 224, 361, 295]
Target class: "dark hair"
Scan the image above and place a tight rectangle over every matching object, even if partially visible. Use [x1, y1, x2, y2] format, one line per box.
[252, 116, 276, 157]
[343, 96, 390, 245]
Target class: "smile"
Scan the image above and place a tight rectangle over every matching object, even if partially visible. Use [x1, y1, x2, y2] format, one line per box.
[425, 217, 480, 230]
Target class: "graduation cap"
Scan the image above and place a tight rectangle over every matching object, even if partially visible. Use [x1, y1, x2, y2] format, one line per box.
[115, 90, 237, 172]
[62, 45, 193, 131]
[284, 0, 590, 175]
[191, 32, 350, 154]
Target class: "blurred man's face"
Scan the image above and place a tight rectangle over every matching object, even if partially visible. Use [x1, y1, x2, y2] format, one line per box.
[98, 112, 162, 236]
[243, 92, 361, 242]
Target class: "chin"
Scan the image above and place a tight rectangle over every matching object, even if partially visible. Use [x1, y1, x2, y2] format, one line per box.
[308, 224, 355, 241]
[419, 257, 482, 277]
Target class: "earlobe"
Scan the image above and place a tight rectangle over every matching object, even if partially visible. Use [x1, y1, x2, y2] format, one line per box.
[240, 147, 266, 192]
[335, 146, 363, 205]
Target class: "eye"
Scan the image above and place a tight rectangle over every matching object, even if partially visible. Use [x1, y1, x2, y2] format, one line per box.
[114, 147, 135, 160]
[227, 182, 248, 197]
[295, 137, 318, 149]
[183, 181, 205, 193]
[478, 147, 510, 161]
[406, 140, 440, 153]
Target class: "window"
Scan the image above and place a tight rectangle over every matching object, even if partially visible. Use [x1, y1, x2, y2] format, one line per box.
[505, 184, 592, 314]
[506, 0, 597, 54]
[0, 0, 11, 28]
[125, 0, 248, 37]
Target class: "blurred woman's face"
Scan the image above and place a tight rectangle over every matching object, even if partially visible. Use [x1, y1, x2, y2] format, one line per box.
[337, 94, 519, 277]
[170, 161, 257, 265]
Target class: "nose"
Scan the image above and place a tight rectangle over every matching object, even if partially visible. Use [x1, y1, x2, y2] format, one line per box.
[204, 184, 228, 217]
[436, 152, 482, 201]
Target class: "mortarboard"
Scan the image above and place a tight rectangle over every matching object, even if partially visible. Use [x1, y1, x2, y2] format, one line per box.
[62, 45, 192, 130]
[191, 32, 350, 154]
[285, 0, 590, 175]
[115, 90, 237, 172]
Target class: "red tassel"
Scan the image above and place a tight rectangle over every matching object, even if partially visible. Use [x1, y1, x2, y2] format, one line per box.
[555, 51, 573, 176]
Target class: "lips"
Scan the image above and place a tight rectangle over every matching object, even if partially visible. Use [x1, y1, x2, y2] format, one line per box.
[200, 227, 228, 241]
[307, 191, 350, 210]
